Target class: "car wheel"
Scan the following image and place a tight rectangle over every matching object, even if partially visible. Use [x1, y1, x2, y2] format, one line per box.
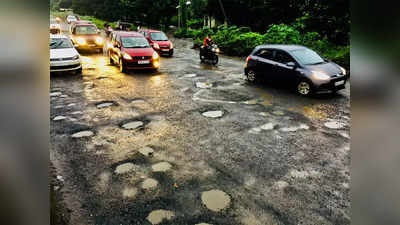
[246, 70, 257, 83]
[75, 67, 82, 75]
[297, 80, 313, 96]
[169, 52, 173, 57]
[119, 59, 127, 73]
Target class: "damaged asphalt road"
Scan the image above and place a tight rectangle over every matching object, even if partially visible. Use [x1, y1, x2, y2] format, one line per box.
[50, 37, 350, 225]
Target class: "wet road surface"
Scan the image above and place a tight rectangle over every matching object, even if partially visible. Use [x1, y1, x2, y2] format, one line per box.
[51, 33, 350, 225]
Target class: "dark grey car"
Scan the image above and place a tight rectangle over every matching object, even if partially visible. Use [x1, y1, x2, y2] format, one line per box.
[244, 45, 348, 96]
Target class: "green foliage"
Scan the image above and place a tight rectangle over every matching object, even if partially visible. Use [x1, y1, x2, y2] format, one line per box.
[174, 18, 350, 69]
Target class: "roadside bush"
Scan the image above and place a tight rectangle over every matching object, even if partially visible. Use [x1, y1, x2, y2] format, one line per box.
[175, 18, 350, 69]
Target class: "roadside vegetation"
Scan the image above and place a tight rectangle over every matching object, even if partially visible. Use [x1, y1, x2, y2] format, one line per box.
[175, 16, 349, 69]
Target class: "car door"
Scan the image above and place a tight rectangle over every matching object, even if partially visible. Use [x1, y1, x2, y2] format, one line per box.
[273, 50, 299, 84]
[253, 48, 276, 81]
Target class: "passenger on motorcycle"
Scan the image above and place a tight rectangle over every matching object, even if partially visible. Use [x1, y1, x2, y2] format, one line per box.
[203, 34, 215, 52]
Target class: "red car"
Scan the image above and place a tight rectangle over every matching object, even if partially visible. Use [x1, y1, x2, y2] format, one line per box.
[108, 31, 160, 72]
[139, 29, 174, 56]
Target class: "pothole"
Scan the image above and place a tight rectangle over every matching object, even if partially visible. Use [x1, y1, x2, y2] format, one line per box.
[141, 178, 158, 190]
[324, 120, 345, 129]
[139, 146, 154, 157]
[71, 130, 94, 138]
[121, 121, 144, 130]
[114, 163, 136, 174]
[96, 101, 115, 109]
[50, 92, 62, 97]
[122, 187, 137, 198]
[280, 124, 309, 132]
[53, 116, 67, 121]
[152, 162, 172, 172]
[146, 210, 175, 225]
[196, 82, 213, 89]
[201, 189, 231, 212]
[272, 110, 285, 116]
[182, 73, 197, 78]
[194, 89, 253, 103]
[260, 123, 275, 130]
[202, 111, 224, 118]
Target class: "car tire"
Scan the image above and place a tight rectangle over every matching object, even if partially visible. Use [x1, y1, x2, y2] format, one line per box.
[169, 51, 173, 57]
[75, 67, 82, 75]
[119, 59, 127, 73]
[246, 69, 257, 83]
[297, 80, 313, 96]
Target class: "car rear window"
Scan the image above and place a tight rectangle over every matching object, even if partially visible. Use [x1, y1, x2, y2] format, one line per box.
[256, 49, 274, 60]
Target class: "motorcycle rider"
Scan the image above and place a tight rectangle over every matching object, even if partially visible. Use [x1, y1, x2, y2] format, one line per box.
[203, 34, 215, 53]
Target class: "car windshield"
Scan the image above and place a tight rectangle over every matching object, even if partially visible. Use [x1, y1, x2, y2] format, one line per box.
[75, 26, 97, 35]
[121, 37, 150, 48]
[50, 38, 73, 49]
[150, 32, 168, 41]
[290, 48, 325, 65]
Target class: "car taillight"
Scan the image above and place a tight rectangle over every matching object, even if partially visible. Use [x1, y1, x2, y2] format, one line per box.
[246, 56, 252, 62]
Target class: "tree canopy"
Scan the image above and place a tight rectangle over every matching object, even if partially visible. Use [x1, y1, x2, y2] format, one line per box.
[54, 0, 349, 45]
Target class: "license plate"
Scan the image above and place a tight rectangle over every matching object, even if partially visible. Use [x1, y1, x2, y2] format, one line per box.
[89, 44, 96, 47]
[335, 80, 345, 86]
[138, 60, 150, 64]
[162, 49, 169, 52]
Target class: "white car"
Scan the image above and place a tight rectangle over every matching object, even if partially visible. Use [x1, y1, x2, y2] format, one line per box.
[66, 15, 77, 24]
[50, 34, 82, 73]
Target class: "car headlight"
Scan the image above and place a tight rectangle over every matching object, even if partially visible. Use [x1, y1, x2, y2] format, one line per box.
[153, 51, 160, 60]
[170, 43, 173, 49]
[95, 37, 103, 45]
[76, 37, 86, 45]
[153, 43, 160, 49]
[123, 52, 132, 60]
[312, 71, 331, 80]
[340, 67, 347, 75]
[72, 55, 80, 60]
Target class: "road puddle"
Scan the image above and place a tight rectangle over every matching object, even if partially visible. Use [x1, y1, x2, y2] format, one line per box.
[152, 162, 172, 172]
[147, 209, 175, 225]
[71, 130, 94, 138]
[202, 110, 224, 118]
[142, 178, 158, 190]
[121, 121, 144, 130]
[201, 189, 231, 212]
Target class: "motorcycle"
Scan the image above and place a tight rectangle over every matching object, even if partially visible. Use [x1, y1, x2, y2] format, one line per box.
[200, 44, 220, 65]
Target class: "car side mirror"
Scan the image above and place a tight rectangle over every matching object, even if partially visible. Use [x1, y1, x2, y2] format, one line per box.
[286, 62, 296, 68]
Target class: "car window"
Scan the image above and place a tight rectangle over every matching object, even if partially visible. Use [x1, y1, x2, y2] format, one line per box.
[75, 26, 97, 35]
[121, 37, 150, 48]
[150, 32, 168, 41]
[274, 50, 294, 64]
[50, 38, 73, 49]
[290, 48, 325, 65]
[256, 49, 274, 60]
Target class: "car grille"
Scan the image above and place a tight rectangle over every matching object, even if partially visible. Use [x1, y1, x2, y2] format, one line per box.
[160, 46, 169, 49]
[126, 62, 152, 68]
[50, 57, 76, 61]
[86, 40, 95, 44]
[132, 56, 152, 60]
[50, 63, 80, 70]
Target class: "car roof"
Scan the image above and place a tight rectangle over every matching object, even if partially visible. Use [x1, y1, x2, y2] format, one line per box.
[117, 31, 144, 37]
[50, 34, 69, 39]
[254, 44, 307, 51]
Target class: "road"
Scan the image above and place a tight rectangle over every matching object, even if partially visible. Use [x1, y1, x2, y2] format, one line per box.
[50, 29, 350, 225]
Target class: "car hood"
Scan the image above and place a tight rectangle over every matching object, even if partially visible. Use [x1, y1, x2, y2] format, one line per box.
[124, 47, 154, 56]
[50, 48, 79, 59]
[73, 34, 100, 41]
[304, 62, 342, 76]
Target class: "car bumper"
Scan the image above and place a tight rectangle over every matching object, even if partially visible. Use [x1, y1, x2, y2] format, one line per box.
[124, 59, 160, 70]
[75, 44, 104, 50]
[314, 76, 348, 92]
[50, 60, 82, 72]
[155, 48, 173, 55]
